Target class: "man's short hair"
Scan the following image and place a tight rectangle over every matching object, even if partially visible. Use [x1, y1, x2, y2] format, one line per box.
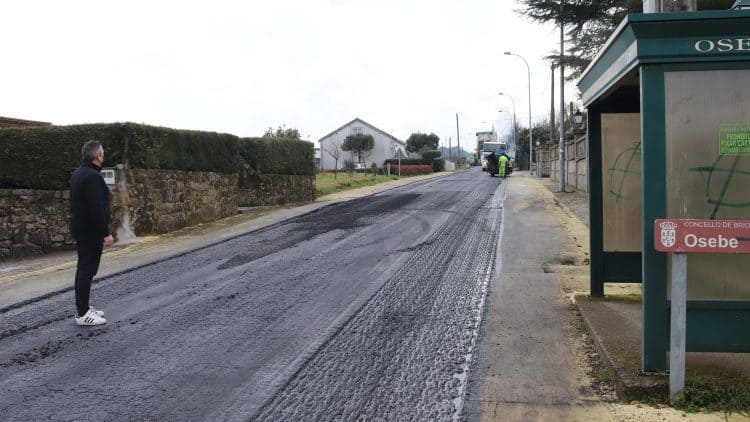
[82, 140, 103, 162]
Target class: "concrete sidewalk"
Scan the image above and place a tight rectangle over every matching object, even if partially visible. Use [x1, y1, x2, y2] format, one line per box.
[0, 172, 449, 311]
[536, 177, 750, 402]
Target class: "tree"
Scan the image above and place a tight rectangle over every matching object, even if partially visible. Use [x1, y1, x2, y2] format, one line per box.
[405, 132, 439, 154]
[263, 124, 301, 140]
[516, 122, 553, 170]
[323, 138, 343, 178]
[342, 133, 374, 166]
[421, 150, 442, 161]
[516, 0, 734, 80]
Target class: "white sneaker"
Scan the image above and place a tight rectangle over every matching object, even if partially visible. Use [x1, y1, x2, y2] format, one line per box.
[75, 309, 107, 326]
[90, 306, 104, 317]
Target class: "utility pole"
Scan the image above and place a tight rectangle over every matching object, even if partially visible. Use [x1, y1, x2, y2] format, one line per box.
[448, 136, 452, 162]
[558, 0, 566, 192]
[550, 64, 556, 150]
[456, 113, 461, 166]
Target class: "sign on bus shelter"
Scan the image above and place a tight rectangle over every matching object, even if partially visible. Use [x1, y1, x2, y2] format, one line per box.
[654, 219, 750, 253]
[654, 218, 750, 401]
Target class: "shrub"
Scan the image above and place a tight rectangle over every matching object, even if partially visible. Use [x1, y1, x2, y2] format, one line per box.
[343, 160, 355, 175]
[432, 158, 445, 172]
[383, 158, 432, 166]
[0, 122, 238, 190]
[395, 164, 433, 176]
[238, 137, 313, 176]
[421, 149, 442, 161]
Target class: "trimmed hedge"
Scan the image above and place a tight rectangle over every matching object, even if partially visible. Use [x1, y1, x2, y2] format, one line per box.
[394, 164, 433, 176]
[432, 158, 445, 172]
[131, 124, 238, 174]
[0, 123, 239, 190]
[383, 158, 432, 166]
[421, 150, 442, 161]
[238, 137, 314, 176]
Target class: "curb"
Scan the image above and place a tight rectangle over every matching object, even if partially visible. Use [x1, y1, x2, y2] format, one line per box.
[575, 297, 669, 402]
[535, 179, 671, 402]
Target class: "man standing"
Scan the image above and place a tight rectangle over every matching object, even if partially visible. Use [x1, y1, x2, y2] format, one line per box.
[69, 140, 113, 326]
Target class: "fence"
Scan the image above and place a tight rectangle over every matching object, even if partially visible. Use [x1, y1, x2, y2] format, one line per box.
[536, 129, 588, 194]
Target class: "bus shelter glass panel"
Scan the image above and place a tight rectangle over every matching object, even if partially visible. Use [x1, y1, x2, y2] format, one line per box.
[665, 69, 750, 300]
[601, 113, 642, 252]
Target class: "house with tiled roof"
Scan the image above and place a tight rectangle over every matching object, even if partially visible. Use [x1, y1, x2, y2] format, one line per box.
[317, 118, 406, 170]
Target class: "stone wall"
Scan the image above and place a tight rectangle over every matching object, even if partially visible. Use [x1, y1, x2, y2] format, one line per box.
[0, 169, 238, 259]
[121, 169, 238, 234]
[0, 189, 74, 258]
[0, 167, 316, 258]
[238, 174, 315, 207]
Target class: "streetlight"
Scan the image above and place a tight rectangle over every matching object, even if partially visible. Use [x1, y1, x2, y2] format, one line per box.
[574, 110, 584, 126]
[498, 92, 517, 155]
[503, 52, 533, 173]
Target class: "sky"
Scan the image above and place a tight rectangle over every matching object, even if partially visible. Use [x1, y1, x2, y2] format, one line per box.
[2, 0, 580, 150]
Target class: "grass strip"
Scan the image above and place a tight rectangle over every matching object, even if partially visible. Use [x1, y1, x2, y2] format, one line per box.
[673, 375, 750, 414]
[316, 172, 403, 197]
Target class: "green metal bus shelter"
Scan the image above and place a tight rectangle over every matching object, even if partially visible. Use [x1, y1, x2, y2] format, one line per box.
[579, 9, 750, 370]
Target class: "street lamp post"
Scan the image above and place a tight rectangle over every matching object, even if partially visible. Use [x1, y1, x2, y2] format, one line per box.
[503, 52, 533, 173]
[498, 92, 517, 156]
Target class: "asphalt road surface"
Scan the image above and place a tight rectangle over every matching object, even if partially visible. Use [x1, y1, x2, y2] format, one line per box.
[0, 168, 506, 421]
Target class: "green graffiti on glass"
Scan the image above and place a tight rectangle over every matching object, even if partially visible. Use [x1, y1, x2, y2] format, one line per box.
[689, 155, 750, 219]
[607, 142, 641, 201]
[719, 124, 750, 156]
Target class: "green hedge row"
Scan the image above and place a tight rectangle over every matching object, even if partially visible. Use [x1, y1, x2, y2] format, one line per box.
[0, 122, 239, 189]
[383, 158, 432, 165]
[393, 164, 433, 176]
[1, 124, 122, 190]
[0, 123, 318, 190]
[384, 158, 444, 172]
[239, 137, 314, 176]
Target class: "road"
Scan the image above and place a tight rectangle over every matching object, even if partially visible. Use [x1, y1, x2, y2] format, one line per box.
[0, 168, 506, 421]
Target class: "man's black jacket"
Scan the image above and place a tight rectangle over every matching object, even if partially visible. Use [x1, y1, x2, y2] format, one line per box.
[69, 161, 111, 240]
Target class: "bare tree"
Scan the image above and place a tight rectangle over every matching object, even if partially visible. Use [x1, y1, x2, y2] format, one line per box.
[323, 138, 343, 179]
[361, 148, 374, 177]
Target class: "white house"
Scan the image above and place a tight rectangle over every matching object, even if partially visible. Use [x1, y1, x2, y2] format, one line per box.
[318, 118, 407, 170]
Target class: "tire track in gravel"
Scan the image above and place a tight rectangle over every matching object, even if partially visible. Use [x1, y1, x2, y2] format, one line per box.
[253, 178, 503, 421]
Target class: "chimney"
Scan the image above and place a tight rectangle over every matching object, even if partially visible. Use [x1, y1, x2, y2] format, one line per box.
[643, 0, 697, 12]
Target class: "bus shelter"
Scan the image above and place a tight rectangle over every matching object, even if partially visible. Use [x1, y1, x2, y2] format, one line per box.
[579, 9, 750, 370]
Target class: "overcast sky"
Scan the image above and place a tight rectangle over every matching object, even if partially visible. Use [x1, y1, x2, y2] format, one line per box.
[2, 0, 579, 148]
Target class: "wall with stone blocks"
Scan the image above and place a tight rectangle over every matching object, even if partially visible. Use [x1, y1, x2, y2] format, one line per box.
[0, 189, 74, 257]
[238, 174, 315, 207]
[120, 169, 238, 235]
[0, 169, 238, 259]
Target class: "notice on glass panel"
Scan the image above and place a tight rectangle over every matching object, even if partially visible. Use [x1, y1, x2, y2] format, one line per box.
[719, 124, 750, 156]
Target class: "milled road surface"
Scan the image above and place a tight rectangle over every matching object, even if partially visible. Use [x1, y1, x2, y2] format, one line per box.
[0, 168, 505, 421]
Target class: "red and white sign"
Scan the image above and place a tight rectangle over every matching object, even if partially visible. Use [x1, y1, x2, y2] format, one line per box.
[654, 219, 750, 253]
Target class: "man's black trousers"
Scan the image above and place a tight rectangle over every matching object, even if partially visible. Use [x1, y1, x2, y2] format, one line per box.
[74, 237, 103, 317]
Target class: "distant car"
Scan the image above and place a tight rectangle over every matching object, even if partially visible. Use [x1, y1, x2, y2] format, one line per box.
[352, 162, 366, 170]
